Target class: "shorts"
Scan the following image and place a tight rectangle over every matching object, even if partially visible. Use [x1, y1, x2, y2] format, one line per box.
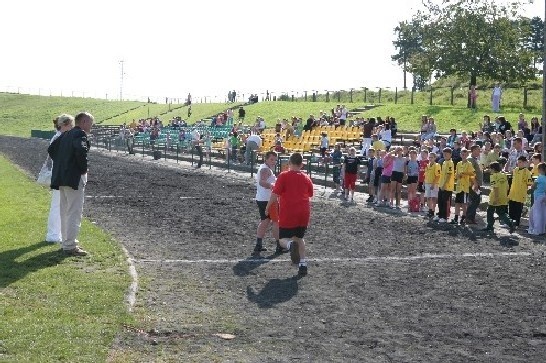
[417, 182, 425, 193]
[257, 201, 269, 220]
[454, 191, 469, 204]
[407, 175, 418, 184]
[381, 174, 391, 184]
[333, 165, 341, 184]
[424, 183, 439, 198]
[391, 171, 404, 183]
[374, 167, 383, 187]
[279, 226, 307, 239]
[344, 172, 358, 190]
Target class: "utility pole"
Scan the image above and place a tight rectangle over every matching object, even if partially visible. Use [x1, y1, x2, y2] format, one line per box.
[119, 60, 125, 101]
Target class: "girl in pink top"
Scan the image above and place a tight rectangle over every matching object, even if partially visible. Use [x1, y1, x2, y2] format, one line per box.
[376, 152, 394, 207]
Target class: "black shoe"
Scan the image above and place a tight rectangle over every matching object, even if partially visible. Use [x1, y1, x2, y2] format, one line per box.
[289, 241, 300, 264]
[509, 224, 515, 234]
[449, 219, 458, 225]
[298, 265, 308, 276]
[275, 245, 289, 254]
[253, 245, 267, 253]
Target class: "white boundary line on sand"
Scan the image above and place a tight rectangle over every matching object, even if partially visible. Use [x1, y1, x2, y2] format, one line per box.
[120, 245, 139, 313]
[132, 251, 539, 265]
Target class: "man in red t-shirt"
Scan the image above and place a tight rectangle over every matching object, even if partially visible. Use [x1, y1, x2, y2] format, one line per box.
[267, 153, 314, 276]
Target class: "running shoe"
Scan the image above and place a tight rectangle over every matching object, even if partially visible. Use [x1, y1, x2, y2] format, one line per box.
[289, 241, 300, 264]
[275, 245, 289, 254]
[439, 218, 447, 223]
[433, 216, 440, 222]
[298, 264, 308, 276]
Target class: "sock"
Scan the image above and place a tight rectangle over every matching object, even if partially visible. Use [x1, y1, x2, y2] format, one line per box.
[299, 259, 307, 267]
[256, 237, 263, 246]
[454, 215, 458, 221]
[461, 215, 466, 222]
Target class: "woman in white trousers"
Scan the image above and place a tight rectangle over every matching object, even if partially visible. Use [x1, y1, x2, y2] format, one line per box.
[45, 115, 74, 243]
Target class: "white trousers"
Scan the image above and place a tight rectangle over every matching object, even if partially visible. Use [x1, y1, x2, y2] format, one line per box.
[46, 190, 62, 242]
[361, 138, 372, 156]
[528, 195, 546, 235]
[492, 95, 501, 112]
[59, 174, 87, 251]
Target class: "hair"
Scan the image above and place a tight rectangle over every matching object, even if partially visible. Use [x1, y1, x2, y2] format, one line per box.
[538, 162, 546, 174]
[57, 114, 74, 128]
[75, 112, 94, 125]
[264, 151, 278, 160]
[517, 155, 528, 162]
[489, 161, 501, 172]
[289, 152, 303, 166]
[483, 115, 491, 122]
[429, 152, 437, 158]
[442, 147, 452, 154]
[532, 153, 542, 161]
[470, 145, 481, 153]
[514, 137, 522, 145]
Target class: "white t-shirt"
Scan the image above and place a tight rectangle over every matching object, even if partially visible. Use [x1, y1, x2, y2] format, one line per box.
[320, 136, 329, 148]
[255, 164, 276, 201]
[379, 129, 392, 143]
[246, 134, 262, 147]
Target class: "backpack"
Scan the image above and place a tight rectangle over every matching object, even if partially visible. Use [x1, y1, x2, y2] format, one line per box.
[409, 197, 420, 212]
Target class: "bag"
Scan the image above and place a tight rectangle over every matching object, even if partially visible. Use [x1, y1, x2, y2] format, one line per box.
[409, 197, 420, 212]
[37, 159, 52, 186]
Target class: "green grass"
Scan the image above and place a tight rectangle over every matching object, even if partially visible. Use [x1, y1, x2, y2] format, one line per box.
[0, 155, 131, 362]
[0, 93, 239, 137]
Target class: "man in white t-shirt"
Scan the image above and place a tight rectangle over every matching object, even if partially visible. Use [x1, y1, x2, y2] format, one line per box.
[339, 105, 348, 126]
[191, 129, 203, 168]
[245, 133, 262, 165]
[491, 84, 502, 112]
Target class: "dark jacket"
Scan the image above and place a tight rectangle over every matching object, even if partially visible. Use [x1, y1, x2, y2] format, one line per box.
[48, 126, 90, 190]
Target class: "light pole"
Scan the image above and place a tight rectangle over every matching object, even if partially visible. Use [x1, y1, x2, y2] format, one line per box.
[119, 60, 125, 101]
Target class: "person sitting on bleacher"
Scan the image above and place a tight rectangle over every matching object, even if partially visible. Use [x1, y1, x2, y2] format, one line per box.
[446, 129, 458, 148]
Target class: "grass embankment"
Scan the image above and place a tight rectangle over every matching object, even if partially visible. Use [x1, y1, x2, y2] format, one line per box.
[0, 155, 131, 362]
[0, 93, 238, 137]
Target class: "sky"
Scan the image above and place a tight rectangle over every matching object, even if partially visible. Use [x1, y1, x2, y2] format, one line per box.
[0, 0, 544, 103]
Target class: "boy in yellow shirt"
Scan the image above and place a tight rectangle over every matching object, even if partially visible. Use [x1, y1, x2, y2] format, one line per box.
[434, 148, 455, 223]
[508, 156, 533, 228]
[451, 148, 475, 225]
[424, 152, 441, 218]
[483, 162, 514, 233]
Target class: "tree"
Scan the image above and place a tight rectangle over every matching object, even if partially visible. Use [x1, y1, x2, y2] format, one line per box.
[392, 20, 424, 90]
[523, 16, 544, 69]
[409, 0, 536, 107]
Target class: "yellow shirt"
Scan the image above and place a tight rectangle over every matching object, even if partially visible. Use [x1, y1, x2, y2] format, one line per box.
[424, 162, 441, 185]
[439, 159, 455, 191]
[372, 140, 386, 151]
[490, 172, 509, 206]
[455, 160, 475, 193]
[508, 167, 533, 203]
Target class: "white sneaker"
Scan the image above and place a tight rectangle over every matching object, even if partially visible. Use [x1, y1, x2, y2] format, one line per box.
[439, 218, 447, 223]
[433, 216, 440, 222]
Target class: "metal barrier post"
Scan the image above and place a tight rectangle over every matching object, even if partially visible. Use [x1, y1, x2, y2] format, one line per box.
[191, 145, 194, 166]
[176, 144, 179, 163]
[250, 150, 255, 178]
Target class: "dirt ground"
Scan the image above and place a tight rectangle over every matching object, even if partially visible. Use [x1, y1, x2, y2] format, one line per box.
[2, 135, 546, 363]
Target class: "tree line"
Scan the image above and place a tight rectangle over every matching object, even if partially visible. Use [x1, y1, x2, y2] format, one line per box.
[392, 0, 544, 107]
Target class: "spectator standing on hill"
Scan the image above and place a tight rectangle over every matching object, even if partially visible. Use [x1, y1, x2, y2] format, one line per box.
[238, 106, 246, 122]
[48, 112, 94, 256]
[254, 151, 282, 255]
[491, 84, 502, 112]
[469, 85, 477, 111]
[267, 153, 314, 276]
[466, 145, 484, 224]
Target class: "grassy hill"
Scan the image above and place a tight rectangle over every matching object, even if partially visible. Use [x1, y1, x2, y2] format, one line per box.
[0, 92, 541, 137]
[0, 93, 238, 137]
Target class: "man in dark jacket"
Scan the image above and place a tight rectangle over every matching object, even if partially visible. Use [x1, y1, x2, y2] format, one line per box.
[48, 112, 94, 256]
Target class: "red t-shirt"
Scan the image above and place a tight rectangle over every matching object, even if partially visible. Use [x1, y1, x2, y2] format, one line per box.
[418, 159, 429, 183]
[272, 170, 314, 228]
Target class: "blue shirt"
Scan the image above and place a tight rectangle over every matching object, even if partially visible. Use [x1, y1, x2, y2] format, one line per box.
[407, 160, 419, 176]
[332, 150, 343, 165]
[534, 174, 546, 199]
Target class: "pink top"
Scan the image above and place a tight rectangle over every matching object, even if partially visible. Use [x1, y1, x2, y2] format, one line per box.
[382, 154, 394, 176]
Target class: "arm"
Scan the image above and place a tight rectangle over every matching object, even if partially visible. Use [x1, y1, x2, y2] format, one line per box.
[258, 168, 273, 189]
[73, 132, 89, 173]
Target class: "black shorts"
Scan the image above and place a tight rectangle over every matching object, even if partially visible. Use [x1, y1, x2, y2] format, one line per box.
[320, 147, 327, 157]
[374, 168, 383, 187]
[407, 175, 418, 184]
[381, 175, 391, 184]
[417, 182, 425, 193]
[391, 171, 404, 183]
[256, 201, 269, 220]
[454, 192, 468, 204]
[279, 227, 307, 239]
